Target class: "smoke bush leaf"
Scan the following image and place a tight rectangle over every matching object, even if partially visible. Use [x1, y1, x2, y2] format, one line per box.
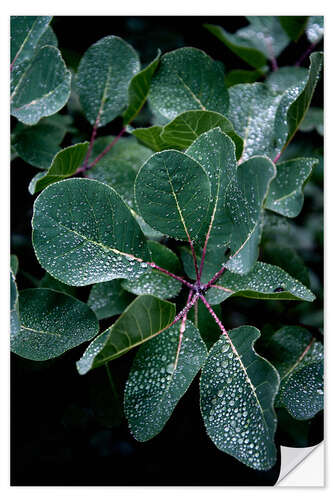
[88, 280, 134, 320]
[299, 107, 323, 135]
[278, 16, 308, 42]
[200, 326, 280, 470]
[76, 295, 176, 374]
[124, 320, 207, 441]
[11, 288, 99, 361]
[10, 272, 20, 337]
[266, 67, 308, 94]
[32, 178, 150, 286]
[306, 16, 324, 44]
[131, 125, 168, 152]
[75, 35, 140, 127]
[149, 47, 229, 121]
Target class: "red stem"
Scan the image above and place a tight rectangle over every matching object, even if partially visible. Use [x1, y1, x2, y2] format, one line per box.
[202, 266, 226, 290]
[174, 290, 194, 370]
[148, 262, 195, 290]
[295, 43, 317, 67]
[81, 114, 100, 170]
[199, 294, 228, 337]
[89, 127, 126, 168]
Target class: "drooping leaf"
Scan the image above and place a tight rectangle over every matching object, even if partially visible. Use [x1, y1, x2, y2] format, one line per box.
[228, 83, 282, 161]
[274, 52, 323, 155]
[265, 157, 317, 217]
[76, 295, 175, 374]
[266, 67, 308, 94]
[263, 326, 323, 420]
[11, 45, 71, 125]
[149, 47, 229, 121]
[225, 68, 268, 87]
[87, 136, 153, 209]
[32, 178, 150, 286]
[124, 319, 207, 441]
[200, 326, 280, 470]
[10, 254, 19, 276]
[75, 35, 140, 127]
[29, 142, 89, 194]
[122, 241, 182, 300]
[88, 280, 134, 320]
[135, 150, 211, 241]
[11, 288, 99, 361]
[10, 271, 20, 337]
[299, 107, 323, 135]
[278, 16, 308, 41]
[12, 115, 73, 169]
[306, 16, 324, 44]
[205, 262, 315, 305]
[10, 16, 52, 91]
[39, 272, 77, 297]
[123, 50, 161, 125]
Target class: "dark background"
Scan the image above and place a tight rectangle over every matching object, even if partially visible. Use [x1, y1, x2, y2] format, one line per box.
[11, 16, 323, 486]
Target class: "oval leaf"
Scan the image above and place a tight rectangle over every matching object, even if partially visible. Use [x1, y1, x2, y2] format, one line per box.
[200, 326, 280, 470]
[124, 320, 207, 441]
[32, 178, 150, 286]
[76, 295, 176, 374]
[11, 288, 99, 361]
[88, 280, 134, 320]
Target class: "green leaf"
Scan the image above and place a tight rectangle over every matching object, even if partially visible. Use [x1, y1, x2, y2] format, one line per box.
[131, 125, 168, 152]
[274, 52, 323, 155]
[205, 262, 316, 305]
[225, 68, 268, 87]
[87, 136, 153, 209]
[204, 24, 267, 69]
[10, 254, 19, 276]
[88, 280, 134, 320]
[265, 157, 317, 217]
[32, 178, 150, 286]
[123, 50, 161, 125]
[135, 150, 211, 241]
[76, 295, 176, 374]
[261, 247, 310, 288]
[11, 288, 99, 361]
[29, 142, 89, 194]
[159, 110, 243, 159]
[39, 272, 77, 297]
[278, 16, 308, 41]
[12, 115, 73, 169]
[306, 16, 324, 44]
[10, 16, 52, 90]
[228, 83, 282, 161]
[200, 326, 279, 470]
[263, 326, 323, 420]
[149, 47, 229, 121]
[11, 45, 71, 125]
[36, 25, 58, 49]
[10, 272, 20, 337]
[122, 241, 182, 300]
[75, 35, 140, 127]
[299, 107, 323, 135]
[124, 319, 207, 441]
[266, 67, 308, 94]
[187, 300, 221, 349]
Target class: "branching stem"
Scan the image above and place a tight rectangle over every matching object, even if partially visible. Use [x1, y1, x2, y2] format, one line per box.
[199, 294, 228, 337]
[148, 262, 195, 290]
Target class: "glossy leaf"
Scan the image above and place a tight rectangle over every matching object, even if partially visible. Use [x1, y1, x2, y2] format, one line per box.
[32, 178, 150, 286]
[76, 295, 176, 374]
[11, 288, 99, 361]
[278, 16, 308, 41]
[75, 36, 140, 127]
[266, 67, 308, 94]
[87, 136, 152, 209]
[10, 272, 20, 337]
[123, 50, 161, 125]
[11, 45, 71, 125]
[306, 16, 324, 44]
[300, 107, 323, 135]
[265, 158, 317, 217]
[200, 326, 279, 470]
[264, 326, 323, 420]
[135, 150, 211, 241]
[149, 47, 229, 121]
[205, 262, 315, 305]
[29, 142, 89, 194]
[12, 115, 73, 169]
[124, 320, 207, 441]
[274, 52, 323, 155]
[88, 280, 134, 320]
[122, 241, 182, 300]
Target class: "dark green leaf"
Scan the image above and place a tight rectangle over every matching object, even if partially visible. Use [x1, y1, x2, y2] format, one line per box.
[200, 326, 279, 470]
[39, 272, 77, 297]
[135, 150, 211, 241]
[11, 288, 99, 361]
[10, 272, 20, 336]
[124, 319, 207, 441]
[36, 25, 58, 49]
[75, 36, 140, 126]
[123, 50, 161, 125]
[29, 142, 89, 194]
[299, 107, 323, 135]
[76, 295, 176, 374]
[32, 178, 150, 286]
[149, 47, 229, 120]
[225, 68, 268, 87]
[205, 262, 315, 305]
[187, 300, 221, 349]
[10, 254, 19, 276]
[266, 67, 308, 94]
[11, 45, 71, 125]
[88, 280, 134, 320]
[278, 16, 308, 41]
[306, 16, 324, 44]
[261, 246, 310, 288]
[131, 125, 168, 152]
